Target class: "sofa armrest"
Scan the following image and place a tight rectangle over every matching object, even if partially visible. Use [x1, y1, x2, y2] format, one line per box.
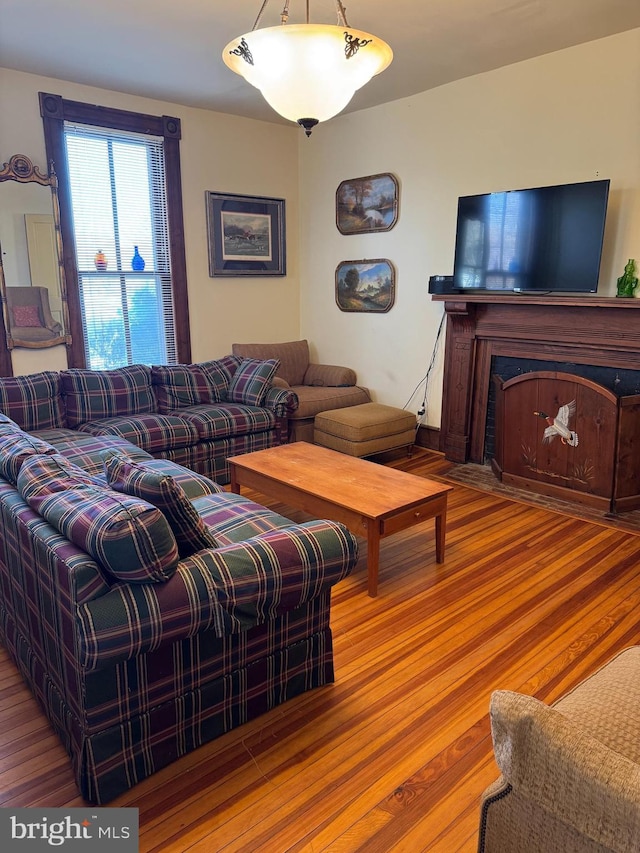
[262, 385, 299, 417]
[489, 690, 640, 851]
[77, 519, 357, 672]
[194, 519, 357, 634]
[303, 363, 357, 387]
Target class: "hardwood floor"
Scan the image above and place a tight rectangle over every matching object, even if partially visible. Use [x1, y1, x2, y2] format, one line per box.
[2, 449, 640, 851]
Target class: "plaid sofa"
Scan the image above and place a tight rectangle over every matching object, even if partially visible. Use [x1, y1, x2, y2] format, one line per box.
[0, 414, 358, 803]
[0, 357, 298, 486]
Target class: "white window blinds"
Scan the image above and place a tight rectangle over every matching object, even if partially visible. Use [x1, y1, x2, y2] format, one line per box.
[63, 122, 177, 369]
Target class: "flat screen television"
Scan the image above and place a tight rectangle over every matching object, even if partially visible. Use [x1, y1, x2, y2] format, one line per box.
[452, 179, 610, 294]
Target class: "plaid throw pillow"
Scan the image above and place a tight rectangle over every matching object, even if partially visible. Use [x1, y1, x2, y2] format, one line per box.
[226, 358, 280, 406]
[0, 431, 58, 484]
[0, 371, 65, 431]
[107, 456, 223, 500]
[18, 453, 179, 583]
[105, 455, 218, 557]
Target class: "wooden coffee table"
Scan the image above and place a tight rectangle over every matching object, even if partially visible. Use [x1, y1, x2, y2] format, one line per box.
[228, 442, 452, 597]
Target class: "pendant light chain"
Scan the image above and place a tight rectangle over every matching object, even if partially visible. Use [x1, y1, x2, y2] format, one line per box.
[335, 0, 349, 27]
[252, 0, 271, 31]
[253, 0, 350, 29]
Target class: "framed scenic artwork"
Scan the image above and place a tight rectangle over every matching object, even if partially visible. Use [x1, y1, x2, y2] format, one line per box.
[205, 191, 286, 276]
[335, 259, 395, 313]
[335, 173, 399, 235]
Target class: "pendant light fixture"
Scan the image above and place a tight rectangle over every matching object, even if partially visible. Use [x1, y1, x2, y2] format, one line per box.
[223, 1, 393, 136]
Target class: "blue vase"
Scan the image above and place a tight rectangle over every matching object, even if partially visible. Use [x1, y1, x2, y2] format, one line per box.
[131, 246, 145, 271]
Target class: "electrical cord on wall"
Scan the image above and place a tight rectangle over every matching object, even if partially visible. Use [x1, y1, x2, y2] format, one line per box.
[404, 312, 445, 432]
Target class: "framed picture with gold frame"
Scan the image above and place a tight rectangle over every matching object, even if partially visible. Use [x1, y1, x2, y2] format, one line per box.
[335, 258, 395, 313]
[335, 173, 399, 235]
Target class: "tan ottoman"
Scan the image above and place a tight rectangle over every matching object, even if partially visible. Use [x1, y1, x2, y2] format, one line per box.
[314, 402, 416, 457]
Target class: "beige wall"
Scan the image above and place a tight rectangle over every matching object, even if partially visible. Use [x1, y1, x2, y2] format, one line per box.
[0, 67, 301, 375]
[298, 29, 640, 427]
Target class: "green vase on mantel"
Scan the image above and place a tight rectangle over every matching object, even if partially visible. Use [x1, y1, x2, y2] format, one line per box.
[616, 258, 638, 298]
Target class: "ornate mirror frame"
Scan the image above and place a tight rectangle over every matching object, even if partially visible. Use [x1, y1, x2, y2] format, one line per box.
[0, 154, 72, 350]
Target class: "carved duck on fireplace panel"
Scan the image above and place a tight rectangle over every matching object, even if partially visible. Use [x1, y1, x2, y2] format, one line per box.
[534, 400, 579, 447]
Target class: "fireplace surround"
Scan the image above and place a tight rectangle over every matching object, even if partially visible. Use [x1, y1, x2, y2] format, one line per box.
[433, 294, 640, 471]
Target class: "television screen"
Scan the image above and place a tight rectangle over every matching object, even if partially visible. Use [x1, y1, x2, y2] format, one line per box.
[452, 179, 610, 293]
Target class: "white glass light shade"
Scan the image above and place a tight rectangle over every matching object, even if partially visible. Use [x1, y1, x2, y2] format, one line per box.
[223, 24, 393, 126]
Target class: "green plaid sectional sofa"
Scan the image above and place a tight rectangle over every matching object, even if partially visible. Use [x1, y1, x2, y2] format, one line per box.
[0, 366, 359, 804]
[0, 356, 297, 487]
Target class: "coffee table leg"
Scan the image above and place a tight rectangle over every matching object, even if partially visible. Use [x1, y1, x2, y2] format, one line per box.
[367, 522, 381, 597]
[435, 510, 446, 563]
[229, 466, 240, 495]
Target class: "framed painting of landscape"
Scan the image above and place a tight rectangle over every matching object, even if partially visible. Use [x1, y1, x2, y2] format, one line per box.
[336, 173, 399, 235]
[335, 259, 396, 313]
[206, 191, 286, 276]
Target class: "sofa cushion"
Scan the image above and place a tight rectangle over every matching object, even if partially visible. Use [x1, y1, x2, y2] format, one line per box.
[227, 359, 279, 406]
[77, 413, 199, 453]
[232, 340, 309, 386]
[110, 457, 223, 499]
[176, 403, 275, 442]
[152, 364, 213, 412]
[0, 431, 58, 484]
[18, 453, 179, 583]
[192, 491, 295, 545]
[0, 370, 65, 431]
[151, 357, 242, 414]
[33, 429, 152, 477]
[290, 385, 371, 420]
[105, 455, 218, 557]
[61, 364, 156, 427]
[0, 413, 22, 434]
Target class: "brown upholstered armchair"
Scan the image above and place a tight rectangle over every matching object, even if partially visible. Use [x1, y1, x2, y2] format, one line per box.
[479, 647, 640, 852]
[6, 285, 64, 345]
[232, 340, 371, 442]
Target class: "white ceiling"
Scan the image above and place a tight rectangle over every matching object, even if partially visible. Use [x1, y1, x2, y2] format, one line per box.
[2, 0, 640, 127]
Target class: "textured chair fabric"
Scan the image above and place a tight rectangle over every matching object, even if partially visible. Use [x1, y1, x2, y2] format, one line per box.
[6, 285, 63, 343]
[232, 340, 371, 442]
[479, 647, 640, 853]
[314, 402, 416, 457]
[232, 340, 311, 386]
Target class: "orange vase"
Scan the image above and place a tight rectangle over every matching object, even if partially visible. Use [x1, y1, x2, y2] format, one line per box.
[94, 250, 108, 271]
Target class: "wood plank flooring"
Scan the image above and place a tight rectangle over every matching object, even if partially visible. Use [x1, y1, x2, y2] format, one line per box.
[2, 449, 640, 851]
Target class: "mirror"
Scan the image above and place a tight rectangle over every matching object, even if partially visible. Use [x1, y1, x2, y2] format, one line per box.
[0, 154, 71, 349]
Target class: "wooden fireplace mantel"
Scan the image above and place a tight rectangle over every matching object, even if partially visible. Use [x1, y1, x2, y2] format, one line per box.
[432, 294, 640, 463]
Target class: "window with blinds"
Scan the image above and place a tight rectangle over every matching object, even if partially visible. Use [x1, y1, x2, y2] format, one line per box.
[63, 123, 176, 369]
